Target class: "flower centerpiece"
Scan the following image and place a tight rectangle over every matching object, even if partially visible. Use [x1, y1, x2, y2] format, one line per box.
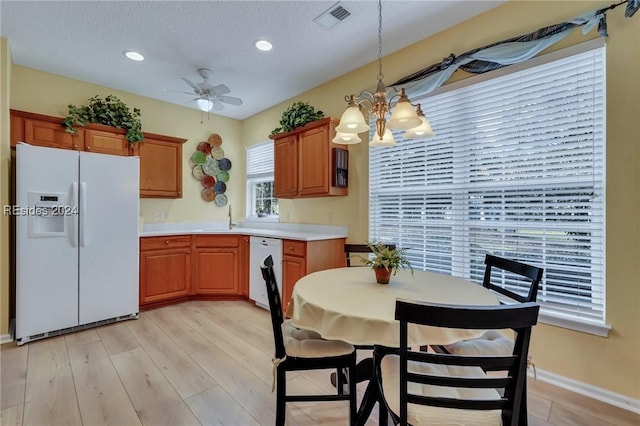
[352, 242, 413, 284]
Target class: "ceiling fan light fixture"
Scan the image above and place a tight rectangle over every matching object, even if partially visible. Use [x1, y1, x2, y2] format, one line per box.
[196, 98, 213, 112]
[123, 50, 144, 62]
[254, 39, 273, 51]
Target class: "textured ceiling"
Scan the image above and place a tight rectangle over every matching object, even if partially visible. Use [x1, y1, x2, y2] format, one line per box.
[1, 1, 504, 120]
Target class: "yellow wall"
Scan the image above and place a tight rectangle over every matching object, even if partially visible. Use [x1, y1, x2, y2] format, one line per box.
[9, 66, 244, 225]
[1, 39, 11, 338]
[2, 0, 639, 400]
[242, 1, 640, 399]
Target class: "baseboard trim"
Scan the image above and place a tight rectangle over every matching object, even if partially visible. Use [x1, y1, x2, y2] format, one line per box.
[0, 334, 13, 344]
[530, 367, 640, 415]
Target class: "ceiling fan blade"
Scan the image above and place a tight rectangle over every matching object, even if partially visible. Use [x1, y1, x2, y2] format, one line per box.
[212, 84, 230, 95]
[210, 100, 225, 111]
[182, 77, 202, 94]
[217, 95, 243, 106]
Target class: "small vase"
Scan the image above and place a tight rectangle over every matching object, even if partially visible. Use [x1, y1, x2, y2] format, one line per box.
[374, 267, 391, 284]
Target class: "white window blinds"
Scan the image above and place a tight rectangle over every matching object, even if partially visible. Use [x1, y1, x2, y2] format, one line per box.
[246, 141, 274, 179]
[369, 44, 606, 323]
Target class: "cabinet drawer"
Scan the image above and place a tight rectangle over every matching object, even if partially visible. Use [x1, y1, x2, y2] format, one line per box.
[283, 240, 306, 257]
[140, 235, 191, 251]
[194, 235, 240, 248]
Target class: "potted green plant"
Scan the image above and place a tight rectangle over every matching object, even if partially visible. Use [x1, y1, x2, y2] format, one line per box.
[269, 101, 324, 138]
[352, 242, 414, 284]
[63, 94, 144, 144]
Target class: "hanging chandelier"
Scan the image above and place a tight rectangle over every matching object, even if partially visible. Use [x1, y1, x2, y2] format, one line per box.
[333, 0, 434, 147]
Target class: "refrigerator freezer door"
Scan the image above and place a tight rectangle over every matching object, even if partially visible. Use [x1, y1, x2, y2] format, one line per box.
[78, 152, 139, 325]
[16, 144, 79, 340]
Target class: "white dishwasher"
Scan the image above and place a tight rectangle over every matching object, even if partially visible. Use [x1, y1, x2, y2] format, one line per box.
[249, 236, 283, 310]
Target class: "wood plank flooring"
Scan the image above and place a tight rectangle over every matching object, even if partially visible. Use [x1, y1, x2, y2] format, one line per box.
[1, 300, 638, 426]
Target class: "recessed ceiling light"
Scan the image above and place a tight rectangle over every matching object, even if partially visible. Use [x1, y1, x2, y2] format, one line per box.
[254, 40, 273, 52]
[123, 50, 144, 61]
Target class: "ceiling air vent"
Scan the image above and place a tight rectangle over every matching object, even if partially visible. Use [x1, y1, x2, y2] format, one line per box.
[313, 2, 352, 30]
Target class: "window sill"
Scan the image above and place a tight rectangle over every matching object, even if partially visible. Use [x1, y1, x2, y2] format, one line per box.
[539, 310, 611, 337]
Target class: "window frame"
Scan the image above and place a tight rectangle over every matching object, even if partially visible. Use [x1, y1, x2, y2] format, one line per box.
[245, 141, 279, 221]
[368, 39, 609, 336]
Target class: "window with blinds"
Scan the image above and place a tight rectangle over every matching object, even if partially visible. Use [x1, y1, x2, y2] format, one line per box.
[246, 141, 278, 218]
[369, 43, 605, 325]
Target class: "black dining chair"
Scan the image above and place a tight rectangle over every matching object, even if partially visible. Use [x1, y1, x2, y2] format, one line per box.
[344, 243, 396, 267]
[260, 255, 358, 426]
[379, 299, 540, 426]
[431, 254, 543, 356]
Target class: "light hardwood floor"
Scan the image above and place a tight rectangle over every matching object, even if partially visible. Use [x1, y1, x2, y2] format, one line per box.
[1, 300, 638, 426]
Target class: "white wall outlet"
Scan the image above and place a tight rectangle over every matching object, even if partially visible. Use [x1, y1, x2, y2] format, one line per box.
[153, 211, 169, 222]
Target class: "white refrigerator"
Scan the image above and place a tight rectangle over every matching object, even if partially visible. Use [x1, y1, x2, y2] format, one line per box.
[15, 143, 139, 344]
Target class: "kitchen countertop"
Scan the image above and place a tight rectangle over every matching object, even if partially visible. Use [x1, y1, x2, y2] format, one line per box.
[139, 221, 348, 242]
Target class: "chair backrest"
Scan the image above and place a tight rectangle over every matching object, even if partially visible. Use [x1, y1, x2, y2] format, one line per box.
[483, 254, 543, 303]
[260, 255, 286, 359]
[344, 243, 396, 267]
[393, 299, 540, 426]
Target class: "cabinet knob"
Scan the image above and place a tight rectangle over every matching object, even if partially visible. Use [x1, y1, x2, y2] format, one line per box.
[73, 144, 78, 149]
[86, 145, 91, 151]
[187, 250, 191, 254]
[165, 240, 170, 244]
[289, 246, 294, 251]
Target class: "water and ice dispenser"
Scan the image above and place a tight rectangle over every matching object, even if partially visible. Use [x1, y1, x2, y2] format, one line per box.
[27, 192, 67, 237]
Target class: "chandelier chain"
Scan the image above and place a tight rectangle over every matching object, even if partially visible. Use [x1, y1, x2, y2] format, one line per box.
[377, 0, 384, 81]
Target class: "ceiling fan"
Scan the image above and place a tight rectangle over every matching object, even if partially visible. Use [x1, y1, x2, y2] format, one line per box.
[181, 68, 243, 112]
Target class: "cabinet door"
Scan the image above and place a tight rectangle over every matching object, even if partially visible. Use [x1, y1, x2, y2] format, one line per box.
[140, 248, 191, 306]
[282, 255, 306, 313]
[298, 126, 330, 196]
[194, 248, 239, 295]
[10, 115, 24, 146]
[84, 129, 130, 156]
[139, 135, 183, 198]
[274, 135, 298, 198]
[24, 118, 83, 150]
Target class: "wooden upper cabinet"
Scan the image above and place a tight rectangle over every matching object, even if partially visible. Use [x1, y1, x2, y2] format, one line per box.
[298, 125, 330, 196]
[84, 125, 130, 156]
[11, 110, 187, 199]
[23, 116, 84, 151]
[273, 117, 348, 199]
[274, 134, 298, 198]
[137, 132, 186, 198]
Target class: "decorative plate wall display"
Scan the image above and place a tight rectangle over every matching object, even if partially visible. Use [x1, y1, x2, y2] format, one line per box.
[191, 134, 232, 205]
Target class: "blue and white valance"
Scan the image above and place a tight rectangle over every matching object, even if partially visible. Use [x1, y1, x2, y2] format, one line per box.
[392, 0, 637, 98]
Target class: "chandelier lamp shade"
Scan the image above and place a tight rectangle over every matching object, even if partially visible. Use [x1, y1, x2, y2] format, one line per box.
[333, 0, 434, 147]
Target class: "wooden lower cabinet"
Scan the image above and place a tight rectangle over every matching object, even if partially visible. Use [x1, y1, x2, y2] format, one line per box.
[281, 238, 346, 312]
[139, 236, 192, 307]
[140, 234, 343, 310]
[193, 235, 241, 296]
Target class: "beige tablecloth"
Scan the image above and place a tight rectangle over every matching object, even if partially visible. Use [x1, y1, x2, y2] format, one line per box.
[288, 267, 499, 348]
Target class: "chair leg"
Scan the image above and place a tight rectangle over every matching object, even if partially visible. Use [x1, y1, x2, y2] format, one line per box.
[337, 367, 345, 395]
[348, 360, 358, 426]
[519, 379, 529, 426]
[276, 368, 286, 426]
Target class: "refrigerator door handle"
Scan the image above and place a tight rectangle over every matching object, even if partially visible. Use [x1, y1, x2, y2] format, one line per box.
[70, 182, 79, 247]
[80, 182, 87, 248]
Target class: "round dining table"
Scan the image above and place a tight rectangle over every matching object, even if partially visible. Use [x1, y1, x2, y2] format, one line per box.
[286, 267, 507, 425]
[287, 266, 500, 348]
